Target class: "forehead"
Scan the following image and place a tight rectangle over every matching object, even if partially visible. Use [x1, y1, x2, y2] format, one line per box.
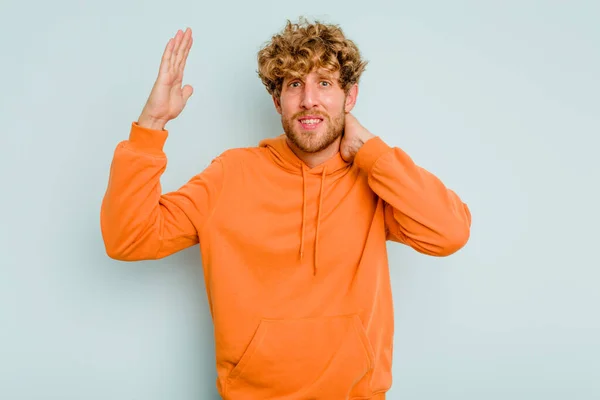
[284, 68, 340, 81]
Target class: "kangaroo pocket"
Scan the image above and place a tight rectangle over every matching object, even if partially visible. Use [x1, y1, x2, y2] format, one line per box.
[224, 314, 376, 399]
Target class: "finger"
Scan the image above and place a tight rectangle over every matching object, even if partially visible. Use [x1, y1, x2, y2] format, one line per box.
[170, 30, 184, 72]
[178, 36, 193, 78]
[159, 38, 174, 76]
[177, 31, 192, 74]
[175, 28, 192, 72]
[182, 84, 193, 103]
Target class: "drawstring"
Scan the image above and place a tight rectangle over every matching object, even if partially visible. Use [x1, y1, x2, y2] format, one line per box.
[299, 167, 307, 260]
[298, 165, 327, 276]
[313, 167, 326, 275]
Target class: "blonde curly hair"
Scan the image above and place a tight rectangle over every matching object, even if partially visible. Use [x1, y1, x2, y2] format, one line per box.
[257, 17, 368, 99]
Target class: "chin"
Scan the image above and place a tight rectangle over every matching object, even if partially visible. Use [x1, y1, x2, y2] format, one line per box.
[288, 129, 340, 154]
[282, 113, 343, 154]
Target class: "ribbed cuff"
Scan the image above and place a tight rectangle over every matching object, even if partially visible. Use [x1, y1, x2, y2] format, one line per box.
[354, 136, 392, 173]
[126, 122, 169, 155]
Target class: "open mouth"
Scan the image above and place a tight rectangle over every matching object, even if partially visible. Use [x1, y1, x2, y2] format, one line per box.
[298, 116, 324, 130]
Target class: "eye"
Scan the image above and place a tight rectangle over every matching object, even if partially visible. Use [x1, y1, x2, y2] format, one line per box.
[320, 81, 330, 87]
[289, 81, 301, 88]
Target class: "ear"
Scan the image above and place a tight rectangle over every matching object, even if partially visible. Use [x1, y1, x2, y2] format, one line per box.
[344, 83, 358, 113]
[272, 95, 282, 115]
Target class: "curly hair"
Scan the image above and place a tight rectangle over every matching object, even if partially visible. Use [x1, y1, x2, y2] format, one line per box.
[257, 17, 368, 99]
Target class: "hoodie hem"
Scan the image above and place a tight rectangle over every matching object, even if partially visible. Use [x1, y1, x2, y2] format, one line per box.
[351, 391, 387, 399]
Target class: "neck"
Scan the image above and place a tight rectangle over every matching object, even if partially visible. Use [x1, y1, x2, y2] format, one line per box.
[286, 136, 342, 169]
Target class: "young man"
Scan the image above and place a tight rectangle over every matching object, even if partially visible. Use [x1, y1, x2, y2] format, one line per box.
[101, 18, 471, 400]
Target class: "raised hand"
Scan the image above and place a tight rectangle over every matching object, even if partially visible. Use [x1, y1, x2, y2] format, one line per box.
[137, 28, 194, 130]
[340, 113, 376, 163]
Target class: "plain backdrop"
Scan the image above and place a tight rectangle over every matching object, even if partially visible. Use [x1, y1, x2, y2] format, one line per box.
[1, 1, 599, 399]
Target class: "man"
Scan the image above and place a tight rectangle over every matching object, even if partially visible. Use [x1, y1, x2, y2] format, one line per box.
[101, 18, 471, 400]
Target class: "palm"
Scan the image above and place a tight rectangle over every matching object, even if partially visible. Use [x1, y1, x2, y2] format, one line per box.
[140, 28, 194, 124]
[340, 135, 353, 162]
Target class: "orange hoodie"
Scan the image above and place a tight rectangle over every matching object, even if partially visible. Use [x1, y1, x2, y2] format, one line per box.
[101, 122, 471, 399]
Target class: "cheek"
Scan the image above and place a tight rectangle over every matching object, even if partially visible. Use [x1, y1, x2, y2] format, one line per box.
[281, 101, 298, 117]
[323, 95, 346, 112]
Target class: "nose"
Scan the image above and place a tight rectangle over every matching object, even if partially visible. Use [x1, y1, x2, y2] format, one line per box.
[300, 83, 318, 109]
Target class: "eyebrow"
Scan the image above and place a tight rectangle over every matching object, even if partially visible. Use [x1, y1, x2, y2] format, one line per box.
[316, 71, 336, 79]
[284, 72, 337, 84]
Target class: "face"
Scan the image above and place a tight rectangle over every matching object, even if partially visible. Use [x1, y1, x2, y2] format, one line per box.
[273, 68, 357, 154]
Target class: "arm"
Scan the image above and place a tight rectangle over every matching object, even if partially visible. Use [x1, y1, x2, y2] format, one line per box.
[354, 136, 471, 256]
[100, 28, 223, 260]
[342, 112, 471, 256]
[100, 122, 224, 261]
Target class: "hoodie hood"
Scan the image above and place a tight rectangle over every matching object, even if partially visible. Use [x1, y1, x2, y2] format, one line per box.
[259, 134, 350, 175]
[259, 134, 351, 274]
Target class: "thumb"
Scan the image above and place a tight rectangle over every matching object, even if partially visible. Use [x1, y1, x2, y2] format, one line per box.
[182, 84, 193, 103]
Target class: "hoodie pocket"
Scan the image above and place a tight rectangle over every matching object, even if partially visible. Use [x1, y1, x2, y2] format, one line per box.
[225, 314, 375, 399]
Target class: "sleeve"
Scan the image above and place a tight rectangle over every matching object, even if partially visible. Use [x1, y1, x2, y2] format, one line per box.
[100, 122, 225, 261]
[354, 136, 472, 256]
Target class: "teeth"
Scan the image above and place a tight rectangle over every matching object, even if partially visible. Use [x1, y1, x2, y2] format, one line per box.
[300, 119, 321, 124]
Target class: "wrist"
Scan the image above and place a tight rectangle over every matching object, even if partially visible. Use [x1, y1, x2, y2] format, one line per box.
[358, 130, 376, 144]
[127, 121, 169, 155]
[356, 130, 376, 150]
[137, 114, 168, 131]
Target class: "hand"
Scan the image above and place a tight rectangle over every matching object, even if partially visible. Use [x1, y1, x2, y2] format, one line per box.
[340, 113, 376, 163]
[138, 28, 194, 130]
